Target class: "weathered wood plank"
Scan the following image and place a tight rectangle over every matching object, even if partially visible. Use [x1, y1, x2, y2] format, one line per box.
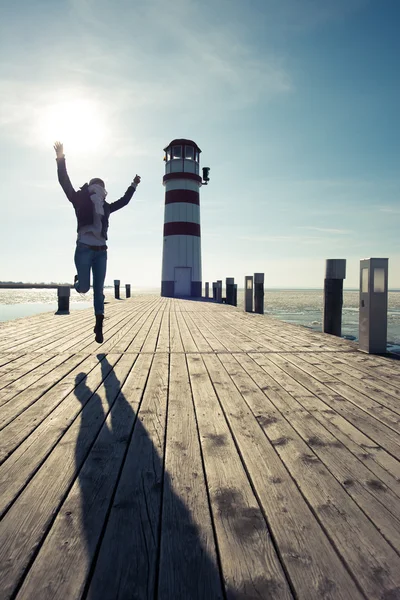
[156, 299, 170, 353]
[169, 309, 184, 353]
[0, 355, 116, 514]
[263, 352, 400, 459]
[0, 353, 133, 600]
[87, 353, 169, 600]
[0, 353, 75, 410]
[0, 353, 93, 461]
[158, 353, 223, 599]
[236, 353, 400, 598]
[187, 353, 293, 600]
[15, 354, 154, 600]
[208, 352, 364, 599]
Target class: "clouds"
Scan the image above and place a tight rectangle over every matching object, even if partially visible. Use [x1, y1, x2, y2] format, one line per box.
[0, 0, 293, 157]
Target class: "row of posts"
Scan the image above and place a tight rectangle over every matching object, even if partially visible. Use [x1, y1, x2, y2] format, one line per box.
[204, 274, 265, 313]
[113, 280, 131, 300]
[56, 280, 132, 314]
[204, 258, 389, 354]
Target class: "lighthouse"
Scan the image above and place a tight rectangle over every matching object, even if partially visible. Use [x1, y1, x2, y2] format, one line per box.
[161, 139, 207, 297]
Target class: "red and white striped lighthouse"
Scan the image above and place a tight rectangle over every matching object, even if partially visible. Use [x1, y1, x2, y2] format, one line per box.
[161, 139, 204, 297]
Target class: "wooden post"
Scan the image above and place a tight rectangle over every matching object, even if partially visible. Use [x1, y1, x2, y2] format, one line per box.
[216, 280, 223, 303]
[125, 284, 131, 298]
[359, 258, 388, 354]
[254, 273, 264, 314]
[226, 278, 234, 305]
[233, 284, 238, 307]
[323, 259, 346, 337]
[114, 279, 120, 300]
[205, 282, 209, 298]
[212, 282, 217, 300]
[245, 276, 253, 312]
[56, 286, 70, 314]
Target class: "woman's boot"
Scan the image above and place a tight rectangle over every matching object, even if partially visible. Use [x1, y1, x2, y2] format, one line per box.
[94, 314, 104, 343]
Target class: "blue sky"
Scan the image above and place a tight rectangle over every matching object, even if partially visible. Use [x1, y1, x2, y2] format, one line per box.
[0, 0, 399, 288]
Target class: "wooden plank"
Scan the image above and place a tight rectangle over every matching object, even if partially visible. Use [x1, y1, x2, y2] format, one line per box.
[156, 299, 170, 353]
[259, 352, 400, 460]
[16, 353, 154, 600]
[44, 303, 140, 354]
[270, 355, 400, 499]
[332, 352, 400, 387]
[180, 311, 214, 353]
[184, 313, 229, 353]
[307, 352, 400, 416]
[87, 353, 169, 600]
[0, 311, 95, 353]
[78, 298, 162, 355]
[110, 299, 162, 353]
[169, 309, 184, 353]
[124, 302, 163, 353]
[0, 354, 133, 600]
[236, 352, 400, 599]
[0, 353, 74, 409]
[207, 352, 364, 599]
[0, 353, 54, 392]
[141, 301, 167, 353]
[158, 352, 223, 599]
[0, 353, 90, 452]
[0, 355, 118, 515]
[175, 311, 198, 353]
[0, 353, 28, 374]
[187, 353, 293, 599]
[229, 356, 400, 547]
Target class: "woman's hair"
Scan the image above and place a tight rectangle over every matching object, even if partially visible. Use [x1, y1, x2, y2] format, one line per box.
[89, 177, 105, 188]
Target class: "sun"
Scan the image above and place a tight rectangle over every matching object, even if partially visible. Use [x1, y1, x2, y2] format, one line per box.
[39, 97, 107, 153]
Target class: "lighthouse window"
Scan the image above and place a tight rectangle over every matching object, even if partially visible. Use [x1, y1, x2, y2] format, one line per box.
[195, 151, 199, 162]
[166, 149, 171, 161]
[185, 146, 194, 160]
[172, 145, 182, 159]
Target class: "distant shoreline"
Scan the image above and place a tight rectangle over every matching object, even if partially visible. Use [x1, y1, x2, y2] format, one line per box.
[0, 283, 72, 289]
[1, 283, 399, 292]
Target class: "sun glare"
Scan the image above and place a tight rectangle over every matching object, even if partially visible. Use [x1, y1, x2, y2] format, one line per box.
[39, 98, 107, 153]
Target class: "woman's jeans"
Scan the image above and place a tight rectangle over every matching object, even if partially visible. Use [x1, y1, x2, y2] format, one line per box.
[74, 242, 107, 315]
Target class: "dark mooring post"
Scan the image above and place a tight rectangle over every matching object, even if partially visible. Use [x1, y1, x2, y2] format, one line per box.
[226, 277, 235, 305]
[212, 282, 217, 300]
[114, 279, 120, 299]
[233, 283, 238, 307]
[359, 257, 388, 354]
[323, 259, 346, 337]
[254, 273, 264, 314]
[56, 286, 70, 314]
[217, 280, 223, 303]
[245, 276, 253, 312]
[125, 284, 131, 298]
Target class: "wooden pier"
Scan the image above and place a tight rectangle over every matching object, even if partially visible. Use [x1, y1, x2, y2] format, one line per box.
[0, 296, 400, 599]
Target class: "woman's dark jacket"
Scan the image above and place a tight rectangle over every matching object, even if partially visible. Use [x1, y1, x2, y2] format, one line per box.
[56, 157, 136, 240]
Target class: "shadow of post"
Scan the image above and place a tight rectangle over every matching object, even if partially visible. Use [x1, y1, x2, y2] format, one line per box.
[74, 355, 226, 600]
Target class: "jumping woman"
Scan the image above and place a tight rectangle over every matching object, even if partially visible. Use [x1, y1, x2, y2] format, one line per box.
[54, 141, 141, 343]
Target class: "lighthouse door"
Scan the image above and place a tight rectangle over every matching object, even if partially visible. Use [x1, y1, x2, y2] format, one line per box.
[175, 267, 191, 297]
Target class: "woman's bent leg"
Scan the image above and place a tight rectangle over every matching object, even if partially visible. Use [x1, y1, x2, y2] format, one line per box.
[74, 243, 92, 294]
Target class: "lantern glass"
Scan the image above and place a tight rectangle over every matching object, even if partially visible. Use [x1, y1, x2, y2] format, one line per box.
[172, 145, 182, 159]
[185, 145, 194, 160]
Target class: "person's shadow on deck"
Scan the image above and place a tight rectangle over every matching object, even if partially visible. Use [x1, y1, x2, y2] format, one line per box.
[74, 355, 225, 600]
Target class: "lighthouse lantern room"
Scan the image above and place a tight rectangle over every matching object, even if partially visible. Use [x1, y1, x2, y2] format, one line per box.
[161, 139, 204, 298]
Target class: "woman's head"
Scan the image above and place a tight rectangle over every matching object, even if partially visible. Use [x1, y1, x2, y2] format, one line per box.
[89, 177, 105, 188]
